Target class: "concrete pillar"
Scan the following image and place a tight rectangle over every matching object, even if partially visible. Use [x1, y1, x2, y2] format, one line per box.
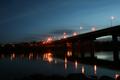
[71, 42, 79, 58]
[66, 42, 72, 51]
[60, 43, 68, 57]
[80, 41, 85, 58]
[77, 41, 81, 57]
[90, 41, 95, 58]
[72, 42, 75, 54]
[112, 35, 119, 61]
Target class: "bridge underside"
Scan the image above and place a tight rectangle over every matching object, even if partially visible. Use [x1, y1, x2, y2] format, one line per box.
[47, 25, 120, 62]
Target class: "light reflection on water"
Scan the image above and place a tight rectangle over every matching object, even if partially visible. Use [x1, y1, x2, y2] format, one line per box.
[10, 53, 16, 61]
[64, 57, 67, 70]
[95, 52, 113, 61]
[94, 65, 97, 75]
[43, 52, 53, 63]
[85, 51, 120, 61]
[74, 60, 78, 70]
[81, 65, 85, 74]
[67, 51, 72, 57]
[0, 52, 120, 80]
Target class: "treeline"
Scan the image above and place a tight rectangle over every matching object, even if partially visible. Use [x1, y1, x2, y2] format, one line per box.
[0, 41, 120, 54]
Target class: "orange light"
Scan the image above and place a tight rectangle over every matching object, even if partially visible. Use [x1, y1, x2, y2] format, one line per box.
[63, 36, 67, 39]
[67, 51, 72, 57]
[115, 74, 120, 79]
[10, 53, 16, 60]
[64, 57, 68, 69]
[73, 32, 78, 36]
[46, 37, 53, 43]
[43, 52, 53, 63]
[82, 65, 84, 74]
[64, 63, 67, 70]
[29, 53, 33, 60]
[75, 60, 78, 69]
[63, 32, 67, 39]
[65, 57, 67, 64]
[94, 65, 97, 75]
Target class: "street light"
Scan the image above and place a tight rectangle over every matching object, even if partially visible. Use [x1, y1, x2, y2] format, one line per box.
[63, 32, 67, 39]
[110, 16, 115, 26]
[91, 27, 96, 32]
[46, 37, 53, 43]
[80, 26, 83, 34]
[73, 32, 78, 36]
[80, 26, 83, 30]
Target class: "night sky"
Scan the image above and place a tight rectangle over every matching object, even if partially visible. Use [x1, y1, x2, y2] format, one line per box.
[0, 0, 120, 43]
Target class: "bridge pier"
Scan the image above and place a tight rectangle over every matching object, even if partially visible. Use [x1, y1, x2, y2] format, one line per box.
[112, 35, 119, 62]
[71, 42, 81, 58]
[71, 42, 76, 55]
[69, 41, 85, 58]
[78, 41, 85, 58]
[90, 41, 95, 58]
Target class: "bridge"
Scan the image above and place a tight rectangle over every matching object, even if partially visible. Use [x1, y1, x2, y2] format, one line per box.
[53, 25, 120, 43]
[1, 25, 120, 70]
[47, 25, 120, 62]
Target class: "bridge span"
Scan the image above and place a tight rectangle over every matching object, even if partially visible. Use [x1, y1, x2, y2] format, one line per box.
[47, 25, 120, 62]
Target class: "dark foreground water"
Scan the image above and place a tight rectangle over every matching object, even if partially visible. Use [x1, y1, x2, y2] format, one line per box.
[0, 52, 120, 80]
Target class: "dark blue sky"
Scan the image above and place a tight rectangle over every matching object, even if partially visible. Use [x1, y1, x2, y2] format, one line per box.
[0, 0, 120, 43]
